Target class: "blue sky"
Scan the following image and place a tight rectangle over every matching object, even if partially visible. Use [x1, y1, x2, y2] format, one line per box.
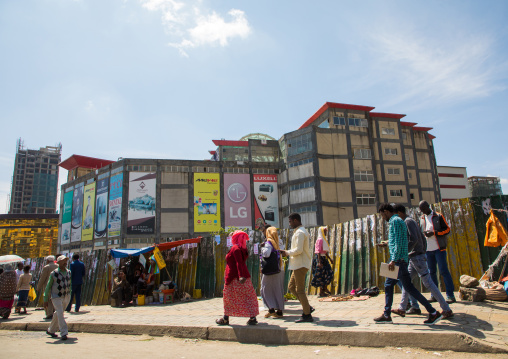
[1, 0, 507, 213]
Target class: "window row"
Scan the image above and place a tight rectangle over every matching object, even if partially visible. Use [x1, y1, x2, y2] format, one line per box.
[293, 205, 317, 214]
[288, 158, 314, 168]
[354, 170, 374, 182]
[332, 117, 368, 127]
[289, 180, 315, 192]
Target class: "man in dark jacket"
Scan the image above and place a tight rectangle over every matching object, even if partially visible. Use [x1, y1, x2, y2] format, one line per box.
[391, 204, 453, 319]
[419, 201, 456, 303]
[66, 254, 85, 312]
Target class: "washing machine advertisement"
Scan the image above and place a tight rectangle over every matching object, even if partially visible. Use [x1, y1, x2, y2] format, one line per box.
[253, 174, 279, 229]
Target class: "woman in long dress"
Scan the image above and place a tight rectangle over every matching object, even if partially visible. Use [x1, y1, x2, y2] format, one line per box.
[311, 226, 334, 297]
[0, 264, 18, 319]
[260, 225, 285, 318]
[216, 230, 259, 325]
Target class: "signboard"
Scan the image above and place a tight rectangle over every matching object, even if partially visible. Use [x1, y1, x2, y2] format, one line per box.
[81, 182, 96, 241]
[71, 185, 84, 242]
[224, 173, 252, 229]
[127, 172, 156, 234]
[253, 174, 279, 229]
[60, 191, 73, 245]
[193, 173, 221, 232]
[152, 247, 166, 269]
[108, 173, 123, 237]
[94, 178, 109, 239]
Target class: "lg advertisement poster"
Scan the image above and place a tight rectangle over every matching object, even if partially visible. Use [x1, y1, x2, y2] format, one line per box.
[253, 174, 279, 229]
[94, 178, 109, 239]
[70, 184, 84, 242]
[224, 174, 252, 229]
[60, 191, 73, 245]
[194, 173, 220, 232]
[127, 172, 156, 235]
[108, 173, 123, 237]
[81, 182, 96, 241]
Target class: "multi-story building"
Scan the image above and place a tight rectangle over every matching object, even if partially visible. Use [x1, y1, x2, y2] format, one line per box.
[9, 139, 61, 214]
[468, 176, 503, 197]
[437, 166, 469, 201]
[278, 102, 440, 226]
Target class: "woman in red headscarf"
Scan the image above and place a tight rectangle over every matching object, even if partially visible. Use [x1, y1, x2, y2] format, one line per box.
[216, 230, 259, 325]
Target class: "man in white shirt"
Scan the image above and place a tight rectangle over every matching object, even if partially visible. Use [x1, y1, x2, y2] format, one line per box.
[15, 262, 24, 282]
[281, 213, 314, 323]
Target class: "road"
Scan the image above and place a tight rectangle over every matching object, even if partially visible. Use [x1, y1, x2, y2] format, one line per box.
[0, 330, 506, 359]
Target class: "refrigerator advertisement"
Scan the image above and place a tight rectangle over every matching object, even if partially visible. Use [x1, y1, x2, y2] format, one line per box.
[127, 172, 156, 235]
[81, 182, 96, 241]
[194, 173, 221, 232]
[94, 178, 109, 239]
[253, 174, 279, 229]
[60, 191, 73, 245]
[224, 173, 252, 229]
[70, 184, 84, 242]
[108, 173, 123, 237]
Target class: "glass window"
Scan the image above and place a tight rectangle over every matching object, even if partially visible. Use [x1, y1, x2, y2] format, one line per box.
[354, 170, 374, 182]
[405, 153, 410, 161]
[288, 158, 313, 168]
[290, 180, 315, 192]
[384, 148, 398, 155]
[410, 193, 415, 200]
[356, 193, 376, 205]
[402, 132, 407, 140]
[354, 148, 372, 159]
[333, 117, 346, 126]
[287, 133, 312, 157]
[293, 205, 317, 213]
[348, 118, 368, 127]
[408, 172, 412, 179]
[387, 168, 400, 175]
[382, 128, 395, 135]
[390, 189, 403, 197]
[318, 120, 330, 128]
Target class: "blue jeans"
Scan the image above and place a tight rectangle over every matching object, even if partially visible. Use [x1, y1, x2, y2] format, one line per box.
[384, 260, 436, 317]
[66, 284, 82, 312]
[426, 250, 455, 299]
[399, 254, 451, 312]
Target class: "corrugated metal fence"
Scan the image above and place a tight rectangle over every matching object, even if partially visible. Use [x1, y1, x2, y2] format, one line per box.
[26, 196, 507, 306]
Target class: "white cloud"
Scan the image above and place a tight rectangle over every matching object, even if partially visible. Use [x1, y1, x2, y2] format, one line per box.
[366, 30, 507, 108]
[139, 1, 252, 56]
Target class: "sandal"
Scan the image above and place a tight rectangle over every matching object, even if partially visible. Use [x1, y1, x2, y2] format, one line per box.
[215, 318, 229, 325]
[247, 318, 258, 325]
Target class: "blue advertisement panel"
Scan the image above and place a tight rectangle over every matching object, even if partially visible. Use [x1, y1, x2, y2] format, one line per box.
[94, 178, 109, 239]
[108, 173, 123, 238]
[70, 184, 84, 242]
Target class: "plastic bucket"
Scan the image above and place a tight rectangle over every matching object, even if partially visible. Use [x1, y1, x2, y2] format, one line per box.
[193, 289, 202, 299]
[137, 295, 145, 306]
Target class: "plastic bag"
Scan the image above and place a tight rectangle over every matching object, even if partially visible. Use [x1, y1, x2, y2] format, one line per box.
[28, 286, 36, 301]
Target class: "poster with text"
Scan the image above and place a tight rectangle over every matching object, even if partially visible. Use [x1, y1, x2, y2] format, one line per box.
[70, 185, 84, 242]
[253, 174, 279, 229]
[127, 172, 156, 234]
[224, 173, 252, 229]
[194, 173, 221, 232]
[108, 173, 123, 237]
[94, 178, 109, 239]
[81, 182, 96, 241]
[60, 191, 73, 245]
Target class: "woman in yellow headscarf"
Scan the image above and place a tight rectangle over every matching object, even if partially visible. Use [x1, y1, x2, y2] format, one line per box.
[260, 225, 285, 318]
[311, 226, 334, 297]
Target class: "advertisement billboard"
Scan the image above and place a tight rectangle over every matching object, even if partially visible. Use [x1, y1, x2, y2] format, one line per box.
[108, 173, 123, 237]
[253, 174, 279, 229]
[127, 172, 156, 234]
[194, 173, 221, 232]
[70, 185, 84, 242]
[224, 174, 252, 229]
[60, 191, 73, 245]
[94, 178, 109, 239]
[81, 182, 96, 241]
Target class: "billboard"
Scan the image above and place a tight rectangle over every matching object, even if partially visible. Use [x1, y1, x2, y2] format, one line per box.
[60, 191, 73, 245]
[81, 182, 96, 241]
[94, 178, 109, 239]
[253, 174, 279, 229]
[70, 185, 84, 242]
[108, 173, 123, 237]
[194, 173, 221, 232]
[224, 174, 252, 229]
[127, 172, 156, 235]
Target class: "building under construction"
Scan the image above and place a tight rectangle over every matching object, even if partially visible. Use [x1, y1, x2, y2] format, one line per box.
[468, 176, 503, 197]
[9, 139, 61, 214]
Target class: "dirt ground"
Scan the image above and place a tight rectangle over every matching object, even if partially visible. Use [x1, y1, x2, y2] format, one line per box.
[0, 330, 506, 359]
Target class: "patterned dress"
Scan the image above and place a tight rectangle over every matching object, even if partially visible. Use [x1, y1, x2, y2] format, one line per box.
[0, 271, 17, 318]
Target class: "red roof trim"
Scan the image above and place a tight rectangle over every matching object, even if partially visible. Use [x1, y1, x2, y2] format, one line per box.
[212, 140, 249, 147]
[428, 134, 436, 140]
[299, 102, 375, 129]
[59, 155, 115, 171]
[400, 122, 417, 127]
[370, 112, 406, 119]
[413, 126, 433, 132]
[209, 151, 216, 155]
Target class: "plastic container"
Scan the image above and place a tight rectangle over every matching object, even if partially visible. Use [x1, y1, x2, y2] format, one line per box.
[193, 289, 202, 299]
[159, 295, 164, 304]
[137, 295, 145, 306]
[147, 296, 153, 304]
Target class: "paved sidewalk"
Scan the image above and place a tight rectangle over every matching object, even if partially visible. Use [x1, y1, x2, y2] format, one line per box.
[1, 293, 507, 353]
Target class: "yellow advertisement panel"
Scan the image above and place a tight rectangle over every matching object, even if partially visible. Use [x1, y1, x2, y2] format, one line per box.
[152, 247, 166, 269]
[81, 182, 96, 241]
[194, 173, 221, 232]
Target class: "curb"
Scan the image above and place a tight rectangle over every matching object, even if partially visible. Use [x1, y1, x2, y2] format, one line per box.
[1, 321, 507, 354]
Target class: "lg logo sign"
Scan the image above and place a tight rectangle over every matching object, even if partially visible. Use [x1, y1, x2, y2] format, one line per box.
[227, 183, 248, 219]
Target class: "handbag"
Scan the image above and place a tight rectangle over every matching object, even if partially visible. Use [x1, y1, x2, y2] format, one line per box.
[261, 243, 281, 275]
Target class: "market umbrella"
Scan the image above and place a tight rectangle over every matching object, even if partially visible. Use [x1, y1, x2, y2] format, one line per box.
[0, 254, 24, 265]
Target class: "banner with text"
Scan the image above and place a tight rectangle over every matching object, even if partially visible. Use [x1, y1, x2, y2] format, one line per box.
[253, 174, 279, 229]
[60, 191, 73, 245]
[71, 185, 84, 242]
[127, 172, 156, 235]
[94, 178, 109, 239]
[108, 173, 123, 237]
[224, 173, 252, 229]
[81, 182, 96, 241]
[193, 173, 221, 232]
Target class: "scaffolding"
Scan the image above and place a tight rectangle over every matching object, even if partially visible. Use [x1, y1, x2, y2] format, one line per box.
[468, 176, 503, 197]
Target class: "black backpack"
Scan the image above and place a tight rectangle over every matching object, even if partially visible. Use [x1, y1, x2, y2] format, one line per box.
[261, 243, 281, 275]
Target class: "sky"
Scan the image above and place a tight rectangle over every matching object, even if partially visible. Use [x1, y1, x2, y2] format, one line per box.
[1, 0, 508, 213]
